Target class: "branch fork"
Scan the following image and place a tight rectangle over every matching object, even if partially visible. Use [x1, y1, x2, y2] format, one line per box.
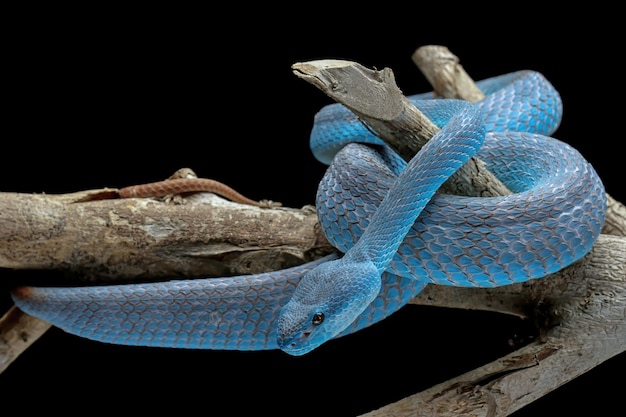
[1, 45, 624, 417]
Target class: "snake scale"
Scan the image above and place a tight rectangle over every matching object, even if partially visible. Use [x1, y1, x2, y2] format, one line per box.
[11, 69, 607, 356]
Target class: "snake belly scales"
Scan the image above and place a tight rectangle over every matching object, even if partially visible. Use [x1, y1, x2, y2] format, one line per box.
[11, 70, 607, 356]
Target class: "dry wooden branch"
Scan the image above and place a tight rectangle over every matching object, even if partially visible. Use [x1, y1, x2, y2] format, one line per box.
[292, 59, 512, 198]
[365, 233, 626, 417]
[0, 186, 334, 372]
[0, 305, 51, 372]
[1, 45, 624, 417]
[0, 191, 332, 281]
[412, 45, 486, 102]
[289, 53, 625, 415]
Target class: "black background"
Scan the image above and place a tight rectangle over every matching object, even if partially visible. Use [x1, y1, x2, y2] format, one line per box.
[2, 7, 624, 416]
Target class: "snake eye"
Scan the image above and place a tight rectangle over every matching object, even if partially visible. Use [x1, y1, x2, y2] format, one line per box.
[312, 312, 324, 326]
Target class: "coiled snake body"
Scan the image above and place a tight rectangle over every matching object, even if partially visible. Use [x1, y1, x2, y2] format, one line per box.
[11, 70, 607, 355]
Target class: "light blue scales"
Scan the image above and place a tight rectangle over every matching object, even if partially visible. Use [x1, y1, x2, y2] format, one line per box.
[11, 70, 606, 355]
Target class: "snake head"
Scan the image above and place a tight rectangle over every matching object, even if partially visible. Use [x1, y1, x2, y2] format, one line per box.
[276, 257, 381, 356]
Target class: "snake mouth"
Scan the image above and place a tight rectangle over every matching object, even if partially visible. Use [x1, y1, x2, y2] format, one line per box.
[282, 343, 314, 356]
[277, 329, 317, 356]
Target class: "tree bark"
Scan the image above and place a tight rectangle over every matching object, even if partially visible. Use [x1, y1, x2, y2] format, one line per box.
[289, 52, 626, 415]
[0, 190, 332, 281]
[1, 46, 624, 417]
[365, 233, 625, 417]
[292, 58, 512, 198]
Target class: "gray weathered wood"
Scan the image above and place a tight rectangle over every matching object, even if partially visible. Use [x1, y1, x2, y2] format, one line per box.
[1, 46, 623, 417]
[292, 59, 512, 198]
[363, 233, 626, 417]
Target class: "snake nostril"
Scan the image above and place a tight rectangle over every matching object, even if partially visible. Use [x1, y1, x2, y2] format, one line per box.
[304, 331, 311, 338]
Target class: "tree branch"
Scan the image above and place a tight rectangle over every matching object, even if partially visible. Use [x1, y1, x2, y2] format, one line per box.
[411, 45, 486, 102]
[0, 185, 334, 373]
[292, 59, 512, 198]
[1, 45, 624, 417]
[363, 233, 626, 417]
[0, 190, 332, 281]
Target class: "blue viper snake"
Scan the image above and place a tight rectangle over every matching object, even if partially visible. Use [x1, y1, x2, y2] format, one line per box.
[11, 70, 607, 356]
